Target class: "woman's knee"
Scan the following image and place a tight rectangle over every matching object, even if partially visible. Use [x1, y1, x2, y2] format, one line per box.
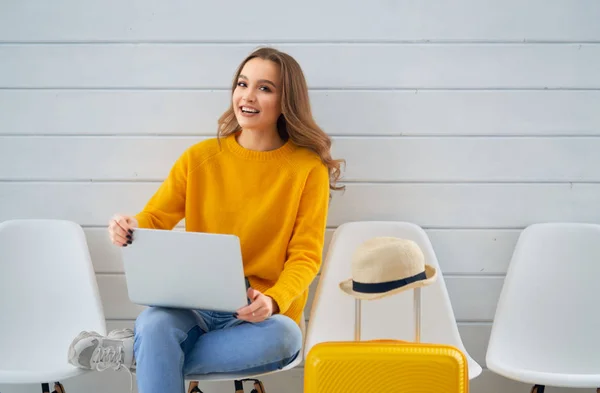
[269, 315, 303, 359]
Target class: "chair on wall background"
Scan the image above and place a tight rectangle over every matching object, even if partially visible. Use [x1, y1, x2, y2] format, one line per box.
[304, 221, 483, 380]
[486, 223, 600, 393]
[0, 219, 107, 393]
[186, 315, 306, 393]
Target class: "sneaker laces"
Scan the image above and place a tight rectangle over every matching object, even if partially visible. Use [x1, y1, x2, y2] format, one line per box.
[92, 345, 135, 392]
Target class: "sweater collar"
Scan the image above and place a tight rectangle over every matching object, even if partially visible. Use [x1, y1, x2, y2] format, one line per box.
[225, 132, 296, 161]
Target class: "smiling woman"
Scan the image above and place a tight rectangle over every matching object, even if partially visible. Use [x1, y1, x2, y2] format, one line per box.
[232, 59, 281, 132]
[65, 46, 345, 393]
[218, 47, 344, 190]
[226, 57, 285, 151]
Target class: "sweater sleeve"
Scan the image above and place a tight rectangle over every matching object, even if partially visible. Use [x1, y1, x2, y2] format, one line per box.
[134, 150, 188, 230]
[264, 162, 330, 314]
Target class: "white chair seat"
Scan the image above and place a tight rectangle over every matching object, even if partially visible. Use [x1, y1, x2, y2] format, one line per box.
[487, 360, 600, 388]
[0, 367, 87, 385]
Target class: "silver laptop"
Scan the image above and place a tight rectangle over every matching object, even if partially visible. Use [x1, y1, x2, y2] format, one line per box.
[121, 228, 248, 313]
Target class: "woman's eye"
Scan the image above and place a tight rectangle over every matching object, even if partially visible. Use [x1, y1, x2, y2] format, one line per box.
[260, 86, 271, 92]
[237, 81, 247, 87]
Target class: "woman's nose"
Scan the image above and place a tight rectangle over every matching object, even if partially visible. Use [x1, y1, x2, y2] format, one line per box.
[243, 91, 256, 103]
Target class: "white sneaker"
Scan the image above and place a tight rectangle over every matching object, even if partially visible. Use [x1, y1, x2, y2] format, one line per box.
[68, 329, 136, 391]
[68, 328, 135, 370]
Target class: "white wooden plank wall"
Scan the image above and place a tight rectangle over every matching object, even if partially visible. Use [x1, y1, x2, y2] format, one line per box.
[1, 1, 599, 392]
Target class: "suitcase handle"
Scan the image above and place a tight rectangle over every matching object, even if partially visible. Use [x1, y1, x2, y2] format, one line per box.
[354, 287, 421, 343]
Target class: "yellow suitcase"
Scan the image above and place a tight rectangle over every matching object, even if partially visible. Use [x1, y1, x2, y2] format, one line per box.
[305, 287, 469, 393]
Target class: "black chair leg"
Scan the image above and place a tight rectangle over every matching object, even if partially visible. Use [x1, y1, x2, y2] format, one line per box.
[531, 385, 545, 393]
[234, 380, 244, 393]
[233, 379, 265, 393]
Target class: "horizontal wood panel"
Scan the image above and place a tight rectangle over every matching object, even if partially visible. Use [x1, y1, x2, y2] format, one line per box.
[3, 90, 600, 136]
[1, 0, 598, 42]
[96, 274, 503, 321]
[338, 137, 600, 181]
[86, 228, 518, 275]
[2, 183, 600, 228]
[0, 369, 579, 393]
[2, 44, 599, 89]
[97, 274, 145, 319]
[327, 183, 600, 228]
[427, 229, 519, 274]
[4, 136, 600, 182]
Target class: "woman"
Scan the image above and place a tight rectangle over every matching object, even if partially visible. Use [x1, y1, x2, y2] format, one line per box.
[67, 47, 344, 393]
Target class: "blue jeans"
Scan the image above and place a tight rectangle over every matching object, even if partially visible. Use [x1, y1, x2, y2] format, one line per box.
[133, 307, 302, 393]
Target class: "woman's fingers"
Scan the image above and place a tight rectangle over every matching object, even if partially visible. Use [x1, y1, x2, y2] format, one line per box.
[236, 307, 269, 323]
[235, 290, 272, 323]
[111, 231, 130, 246]
[247, 287, 261, 301]
[115, 215, 134, 234]
[236, 301, 261, 320]
[108, 215, 134, 247]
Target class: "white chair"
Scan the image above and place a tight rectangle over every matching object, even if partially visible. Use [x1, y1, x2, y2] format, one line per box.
[0, 219, 106, 392]
[486, 223, 600, 393]
[304, 221, 483, 380]
[186, 314, 306, 393]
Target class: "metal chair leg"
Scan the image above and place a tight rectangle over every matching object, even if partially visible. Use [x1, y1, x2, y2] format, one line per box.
[233, 379, 266, 393]
[52, 382, 65, 393]
[252, 380, 265, 393]
[188, 380, 203, 393]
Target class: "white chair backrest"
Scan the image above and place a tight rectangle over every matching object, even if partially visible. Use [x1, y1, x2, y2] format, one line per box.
[305, 221, 481, 378]
[486, 222, 600, 375]
[0, 219, 106, 371]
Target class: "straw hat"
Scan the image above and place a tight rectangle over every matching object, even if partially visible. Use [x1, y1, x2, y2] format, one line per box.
[339, 237, 437, 300]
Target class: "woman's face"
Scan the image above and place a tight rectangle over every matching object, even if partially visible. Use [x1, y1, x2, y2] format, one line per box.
[232, 57, 282, 133]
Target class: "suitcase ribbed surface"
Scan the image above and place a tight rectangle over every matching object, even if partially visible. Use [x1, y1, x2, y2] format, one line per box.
[305, 341, 468, 393]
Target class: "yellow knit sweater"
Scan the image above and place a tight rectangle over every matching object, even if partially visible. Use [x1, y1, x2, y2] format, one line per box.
[134, 133, 330, 324]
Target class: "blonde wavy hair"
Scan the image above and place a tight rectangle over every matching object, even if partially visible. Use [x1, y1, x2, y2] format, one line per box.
[217, 47, 345, 192]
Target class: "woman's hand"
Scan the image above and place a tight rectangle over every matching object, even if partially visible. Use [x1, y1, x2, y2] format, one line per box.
[108, 214, 138, 247]
[235, 288, 279, 323]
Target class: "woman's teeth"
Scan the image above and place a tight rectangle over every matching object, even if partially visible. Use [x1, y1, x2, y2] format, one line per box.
[241, 106, 259, 113]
